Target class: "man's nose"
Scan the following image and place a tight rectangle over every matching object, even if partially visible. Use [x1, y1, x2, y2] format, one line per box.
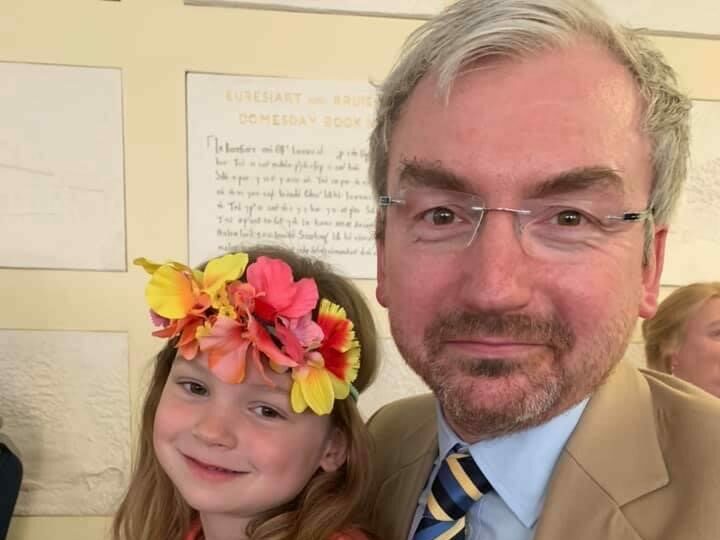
[457, 209, 534, 313]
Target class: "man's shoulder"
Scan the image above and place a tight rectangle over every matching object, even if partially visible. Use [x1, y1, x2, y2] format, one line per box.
[614, 368, 720, 537]
[366, 393, 437, 471]
[640, 367, 720, 443]
[641, 367, 720, 418]
[367, 393, 437, 438]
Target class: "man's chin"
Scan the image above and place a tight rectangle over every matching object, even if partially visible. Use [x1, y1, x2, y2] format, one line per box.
[433, 373, 563, 439]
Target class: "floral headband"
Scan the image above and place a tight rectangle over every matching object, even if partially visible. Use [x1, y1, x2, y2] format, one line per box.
[134, 253, 361, 415]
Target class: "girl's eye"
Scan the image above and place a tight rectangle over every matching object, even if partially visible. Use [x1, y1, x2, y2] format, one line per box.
[180, 381, 208, 396]
[251, 405, 285, 420]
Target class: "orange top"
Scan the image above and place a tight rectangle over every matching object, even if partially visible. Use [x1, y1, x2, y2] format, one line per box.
[329, 529, 371, 540]
[184, 520, 369, 540]
[183, 519, 203, 540]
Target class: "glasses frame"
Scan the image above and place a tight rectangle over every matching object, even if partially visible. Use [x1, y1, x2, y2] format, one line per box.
[378, 189, 654, 252]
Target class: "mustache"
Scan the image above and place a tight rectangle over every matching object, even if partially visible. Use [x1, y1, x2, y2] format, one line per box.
[425, 310, 575, 354]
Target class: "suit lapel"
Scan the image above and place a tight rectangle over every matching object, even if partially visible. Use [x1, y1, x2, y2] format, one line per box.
[374, 445, 437, 540]
[535, 362, 668, 540]
[371, 398, 438, 540]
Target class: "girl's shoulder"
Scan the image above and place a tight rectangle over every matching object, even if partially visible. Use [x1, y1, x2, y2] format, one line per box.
[329, 528, 372, 540]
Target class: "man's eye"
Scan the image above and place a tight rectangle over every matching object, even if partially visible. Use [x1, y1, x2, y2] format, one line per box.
[180, 381, 208, 396]
[553, 209, 585, 227]
[251, 405, 284, 420]
[422, 207, 457, 226]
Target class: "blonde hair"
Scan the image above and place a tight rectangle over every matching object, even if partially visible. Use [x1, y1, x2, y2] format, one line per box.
[113, 246, 379, 540]
[370, 0, 691, 252]
[642, 282, 720, 373]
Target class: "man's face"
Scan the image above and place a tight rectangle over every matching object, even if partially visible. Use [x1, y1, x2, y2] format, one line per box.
[376, 40, 666, 441]
[672, 297, 720, 398]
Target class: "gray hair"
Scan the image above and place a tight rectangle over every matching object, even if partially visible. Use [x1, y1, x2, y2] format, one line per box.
[370, 0, 691, 249]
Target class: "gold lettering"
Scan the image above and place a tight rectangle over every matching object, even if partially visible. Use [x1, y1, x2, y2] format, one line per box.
[225, 89, 303, 104]
[333, 95, 373, 108]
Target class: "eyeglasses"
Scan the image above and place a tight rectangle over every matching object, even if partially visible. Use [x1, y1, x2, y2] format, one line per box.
[378, 186, 653, 262]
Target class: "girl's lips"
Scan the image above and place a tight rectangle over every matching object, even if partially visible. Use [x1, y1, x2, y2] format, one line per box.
[183, 454, 245, 481]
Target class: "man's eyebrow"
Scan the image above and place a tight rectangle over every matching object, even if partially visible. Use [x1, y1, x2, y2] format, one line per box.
[526, 167, 626, 199]
[396, 160, 626, 200]
[397, 159, 472, 192]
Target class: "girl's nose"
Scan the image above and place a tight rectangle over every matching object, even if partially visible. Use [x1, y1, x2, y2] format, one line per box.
[191, 409, 237, 448]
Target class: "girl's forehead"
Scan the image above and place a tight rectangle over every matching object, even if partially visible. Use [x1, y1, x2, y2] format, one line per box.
[172, 353, 293, 394]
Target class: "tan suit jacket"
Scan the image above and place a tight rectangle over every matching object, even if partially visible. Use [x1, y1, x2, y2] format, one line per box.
[368, 362, 720, 540]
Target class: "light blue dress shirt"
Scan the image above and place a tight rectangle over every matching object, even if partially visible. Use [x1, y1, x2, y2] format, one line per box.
[408, 399, 588, 540]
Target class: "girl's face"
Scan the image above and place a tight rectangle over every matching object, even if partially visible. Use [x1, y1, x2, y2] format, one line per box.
[153, 353, 347, 533]
[672, 297, 720, 398]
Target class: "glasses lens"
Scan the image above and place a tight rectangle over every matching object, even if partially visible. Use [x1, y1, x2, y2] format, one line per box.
[388, 187, 483, 251]
[518, 200, 645, 262]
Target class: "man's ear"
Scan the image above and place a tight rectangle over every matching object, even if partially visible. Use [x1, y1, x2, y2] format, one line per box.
[639, 225, 667, 319]
[319, 427, 348, 473]
[376, 237, 388, 308]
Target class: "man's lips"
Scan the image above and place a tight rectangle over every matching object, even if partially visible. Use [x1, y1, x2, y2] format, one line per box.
[443, 338, 547, 355]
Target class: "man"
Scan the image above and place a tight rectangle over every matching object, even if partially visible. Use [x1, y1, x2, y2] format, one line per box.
[367, 1, 720, 539]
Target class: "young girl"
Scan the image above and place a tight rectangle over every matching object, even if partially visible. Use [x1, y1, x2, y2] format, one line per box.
[113, 246, 378, 540]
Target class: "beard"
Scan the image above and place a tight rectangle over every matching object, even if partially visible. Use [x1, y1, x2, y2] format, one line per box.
[391, 308, 632, 440]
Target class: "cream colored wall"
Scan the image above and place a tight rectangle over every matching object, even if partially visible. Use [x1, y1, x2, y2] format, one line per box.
[0, 1, 717, 539]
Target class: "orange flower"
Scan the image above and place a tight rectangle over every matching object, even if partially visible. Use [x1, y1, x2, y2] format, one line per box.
[199, 315, 297, 384]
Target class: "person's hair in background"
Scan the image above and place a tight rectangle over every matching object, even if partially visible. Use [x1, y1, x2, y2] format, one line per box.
[643, 282, 720, 396]
[112, 246, 378, 540]
[369, 0, 691, 254]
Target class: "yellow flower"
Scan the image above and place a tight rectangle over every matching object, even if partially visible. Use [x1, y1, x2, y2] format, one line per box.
[134, 253, 248, 320]
[290, 353, 335, 416]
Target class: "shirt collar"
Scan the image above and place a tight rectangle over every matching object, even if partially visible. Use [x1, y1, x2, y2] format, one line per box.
[437, 398, 588, 528]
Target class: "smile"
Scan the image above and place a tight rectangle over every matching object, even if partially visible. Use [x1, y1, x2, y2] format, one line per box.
[182, 454, 245, 479]
[443, 339, 547, 356]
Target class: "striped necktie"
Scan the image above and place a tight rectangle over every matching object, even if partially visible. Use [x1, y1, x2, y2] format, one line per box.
[413, 445, 492, 540]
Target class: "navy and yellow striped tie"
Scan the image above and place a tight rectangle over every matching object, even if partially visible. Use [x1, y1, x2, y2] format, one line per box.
[413, 445, 492, 540]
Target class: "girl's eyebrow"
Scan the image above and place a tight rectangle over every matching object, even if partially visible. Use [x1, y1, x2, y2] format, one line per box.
[245, 382, 292, 394]
[706, 319, 720, 330]
[173, 358, 205, 373]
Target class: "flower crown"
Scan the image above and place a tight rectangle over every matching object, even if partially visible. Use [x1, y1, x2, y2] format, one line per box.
[134, 253, 361, 415]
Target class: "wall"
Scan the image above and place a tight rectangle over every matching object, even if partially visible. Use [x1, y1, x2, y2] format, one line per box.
[0, 1, 718, 539]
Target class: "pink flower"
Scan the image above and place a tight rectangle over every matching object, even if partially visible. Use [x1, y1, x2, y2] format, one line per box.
[246, 257, 319, 321]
